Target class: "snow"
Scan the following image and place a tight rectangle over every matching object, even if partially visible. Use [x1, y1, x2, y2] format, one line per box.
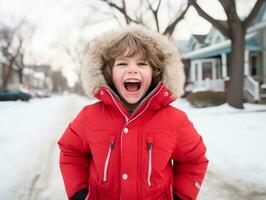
[0, 95, 266, 199]
[22, 68, 34, 75]
[0, 95, 91, 199]
[172, 99, 266, 198]
[33, 72, 45, 80]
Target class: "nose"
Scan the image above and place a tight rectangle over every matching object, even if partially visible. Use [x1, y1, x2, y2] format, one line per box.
[127, 64, 138, 74]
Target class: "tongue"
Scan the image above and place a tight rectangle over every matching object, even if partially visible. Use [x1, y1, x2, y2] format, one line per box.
[125, 82, 140, 92]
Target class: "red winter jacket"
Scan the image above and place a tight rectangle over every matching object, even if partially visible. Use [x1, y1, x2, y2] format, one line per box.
[58, 83, 208, 200]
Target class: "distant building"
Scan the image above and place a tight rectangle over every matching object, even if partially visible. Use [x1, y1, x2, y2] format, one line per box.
[0, 63, 53, 90]
[23, 65, 53, 90]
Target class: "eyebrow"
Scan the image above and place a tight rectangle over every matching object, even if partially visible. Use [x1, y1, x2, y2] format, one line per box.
[115, 57, 127, 62]
[115, 56, 146, 62]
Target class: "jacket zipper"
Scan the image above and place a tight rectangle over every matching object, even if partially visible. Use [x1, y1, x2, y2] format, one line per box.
[169, 184, 174, 200]
[103, 138, 115, 182]
[147, 141, 153, 187]
[103, 85, 163, 197]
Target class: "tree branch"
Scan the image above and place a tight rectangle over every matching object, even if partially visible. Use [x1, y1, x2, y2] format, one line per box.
[99, 0, 138, 24]
[218, 0, 236, 20]
[163, 2, 190, 36]
[146, 0, 161, 32]
[243, 0, 264, 29]
[190, 0, 230, 38]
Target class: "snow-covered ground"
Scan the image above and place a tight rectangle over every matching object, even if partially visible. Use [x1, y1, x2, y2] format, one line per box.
[0, 95, 91, 200]
[0, 95, 266, 200]
[172, 100, 266, 200]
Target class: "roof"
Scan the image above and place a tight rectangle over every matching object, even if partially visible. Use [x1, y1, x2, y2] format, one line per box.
[255, 1, 266, 23]
[193, 34, 207, 43]
[175, 40, 190, 54]
[182, 32, 261, 59]
[182, 17, 266, 60]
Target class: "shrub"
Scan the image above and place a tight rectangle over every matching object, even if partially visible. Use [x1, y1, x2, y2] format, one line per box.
[186, 91, 226, 108]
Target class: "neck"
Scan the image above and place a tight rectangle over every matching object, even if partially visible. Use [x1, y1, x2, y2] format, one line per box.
[121, 99, 138, 114]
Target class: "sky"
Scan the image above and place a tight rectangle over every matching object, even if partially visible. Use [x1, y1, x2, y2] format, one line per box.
[0, 0, 258, 86]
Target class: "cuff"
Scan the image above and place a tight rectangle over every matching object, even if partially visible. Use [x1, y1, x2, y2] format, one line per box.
[173, 193, 181, 200]
[71, 188, 88, 200]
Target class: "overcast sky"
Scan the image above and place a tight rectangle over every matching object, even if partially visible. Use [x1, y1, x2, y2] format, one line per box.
[0, 0, 258, 85]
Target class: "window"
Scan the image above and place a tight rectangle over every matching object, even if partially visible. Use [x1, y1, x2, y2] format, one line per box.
[215, 37, 222, 43]
[202, 62, 212, 79]
[192, 43, 196, 50]
[251, 55, 257, 76]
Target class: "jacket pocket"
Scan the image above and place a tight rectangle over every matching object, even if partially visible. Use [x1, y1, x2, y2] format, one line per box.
[102, 136, 116, 183]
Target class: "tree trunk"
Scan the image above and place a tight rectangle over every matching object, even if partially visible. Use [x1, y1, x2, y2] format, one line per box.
[227, 23, 245, 109]
[18, 68, 23, 84]
[2, 64, 11, 89]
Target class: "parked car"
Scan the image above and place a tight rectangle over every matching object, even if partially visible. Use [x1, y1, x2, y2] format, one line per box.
[31, 89, 50, 98]
[0, 88, 32, 101]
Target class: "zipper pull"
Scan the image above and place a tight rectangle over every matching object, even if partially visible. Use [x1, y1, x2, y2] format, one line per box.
[146, 136, 154, 150]
[110, 136, 116, 149]
[147, 142, 152, 150]
[110, 140, 115, 149]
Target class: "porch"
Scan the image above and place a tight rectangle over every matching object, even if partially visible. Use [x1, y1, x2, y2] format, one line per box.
[183, 31, 266, 102]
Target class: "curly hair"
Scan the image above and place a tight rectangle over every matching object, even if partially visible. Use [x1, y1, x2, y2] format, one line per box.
[101, 31, 166, 88]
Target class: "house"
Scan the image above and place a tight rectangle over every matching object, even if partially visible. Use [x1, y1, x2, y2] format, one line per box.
[0, 63, 53, 91]
[23, 65, 53, 90]
[182, 3, 266, 102]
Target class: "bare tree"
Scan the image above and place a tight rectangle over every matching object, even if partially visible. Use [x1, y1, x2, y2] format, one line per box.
[189, 0, 264, 108]
[0, 20, 34, 88]
[60, 39, 89, 72]
[51, 70, 69, 93]
[91, 0, 191, 36]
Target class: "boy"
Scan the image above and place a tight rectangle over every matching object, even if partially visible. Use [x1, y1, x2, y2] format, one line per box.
[58, 25, 208, 200]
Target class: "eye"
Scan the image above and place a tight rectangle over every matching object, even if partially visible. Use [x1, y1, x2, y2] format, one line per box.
[138, 62, 147, 66]
[138, 62, 150, 69]
[116, 62, 127, 67]
[138, 62, 146, 65]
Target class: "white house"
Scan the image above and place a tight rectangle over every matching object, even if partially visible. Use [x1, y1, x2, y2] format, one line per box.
[182, 3, 266, 102]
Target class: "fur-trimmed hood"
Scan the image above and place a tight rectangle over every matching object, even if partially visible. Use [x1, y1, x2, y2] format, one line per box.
[81, 24, 185, 99]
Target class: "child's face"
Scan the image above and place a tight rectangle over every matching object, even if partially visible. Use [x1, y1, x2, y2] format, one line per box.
[112, 52, 152, 105]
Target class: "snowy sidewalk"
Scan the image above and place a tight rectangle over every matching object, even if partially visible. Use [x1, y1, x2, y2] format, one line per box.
[0, 95, 88, 200]
[1, 95, 266, 199]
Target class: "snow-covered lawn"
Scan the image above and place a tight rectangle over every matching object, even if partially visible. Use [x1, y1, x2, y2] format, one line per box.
[172, 100, 266, 199]
[0, 95, 266, 199]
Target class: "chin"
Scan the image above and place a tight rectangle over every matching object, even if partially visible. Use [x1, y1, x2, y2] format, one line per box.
[124, 99, 140, 105]
[124, 96, 142, 105]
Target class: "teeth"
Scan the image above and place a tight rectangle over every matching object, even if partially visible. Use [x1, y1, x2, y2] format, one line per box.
[125, 79, 140, 83]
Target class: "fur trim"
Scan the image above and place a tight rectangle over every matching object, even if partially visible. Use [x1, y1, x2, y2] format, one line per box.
[81, 24, 185, 98]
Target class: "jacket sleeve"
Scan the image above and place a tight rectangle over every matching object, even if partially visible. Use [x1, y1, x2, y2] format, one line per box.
[172, 112, 208, 200]
[58, 107, 91, 199]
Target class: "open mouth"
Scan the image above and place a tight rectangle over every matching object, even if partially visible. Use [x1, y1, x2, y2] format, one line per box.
[123, 79, 141, 92]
